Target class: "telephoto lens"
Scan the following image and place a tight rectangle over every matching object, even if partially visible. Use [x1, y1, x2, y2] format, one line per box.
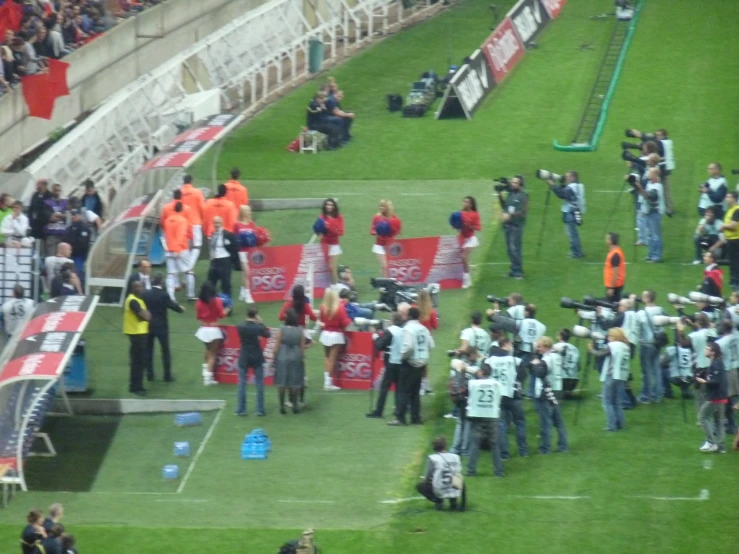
[560, 297, 592, 311]
[536, 169, 564, 184]
[688, 291, 725, 305]
[447, 349, 458, 357]
[486, 294, 508, 304]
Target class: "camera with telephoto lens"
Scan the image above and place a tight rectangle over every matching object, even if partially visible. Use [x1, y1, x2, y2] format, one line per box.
[625, 128, 657, 140]
[731, 169, 739, 175]
[369, 278, 439, 311]
[652, 315, 680, 327]
[622, 150, 646, 168]
[667, 293, 695, 306]
[688, 291, 725, 306]
[352, 317, 384, 332]
[447, 349, 459, 358]
[583, 295, 618, 310]
[560, 297, 592, 311]
[536, 169, 565, 185]
[572, 325, 605, 341]
[486, 294, 509, 304]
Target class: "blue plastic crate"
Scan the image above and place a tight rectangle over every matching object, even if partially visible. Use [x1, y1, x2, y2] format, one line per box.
[163, 464, 179, 479]
[174, 412, 203, 427]
[174, 441, 190, 457]
[241, 443, 268, 460]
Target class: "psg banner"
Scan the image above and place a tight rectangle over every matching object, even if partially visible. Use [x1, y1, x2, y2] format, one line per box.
[246, 243, 332, 303]
[0, 295, 98, 384]
[508, 0, 552, 44]
[215, 327, 383, 391]
[385, 236, 465, 289]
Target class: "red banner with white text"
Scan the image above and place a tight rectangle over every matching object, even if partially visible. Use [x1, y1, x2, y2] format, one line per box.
[481, 17, 526, 84]
[214, 326, 277, 385]
[540, 0, 566, 18]
[246, 243, 332, 302]
[385, 236, 464, 289]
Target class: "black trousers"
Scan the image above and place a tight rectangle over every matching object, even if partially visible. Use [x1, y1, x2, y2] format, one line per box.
[725, 239, 739, 288]
[146, 327, 172, 380]
[208, 257, 232, 297]
[416, 480, 466, 510]
[374, 362, 400, 416]
[128, 334, 148, 392]
[395, 363, 423, 424]
[310, 122, 342, 148]
[606, 286, 623, 302]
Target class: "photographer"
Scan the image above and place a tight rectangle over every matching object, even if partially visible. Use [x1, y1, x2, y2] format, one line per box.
[636, 290, 665, 403]
[711, 191, 739, 290]
[699, 251, 723, 299]
[367, 311, 406, 419]
[661, 341, 694, 400]
[589, 328, 631, 432]
[554, 329, 580, 395]
[465, 363, 504, 477]
[456, 311, 491, 361]
[713, 320, 738, 436]
[546, 171, 585, 259]
[498, 176, 528, 279]
[698, 163, 727, 219]
[487, 337, 528, 459]
[448, 357, 473, 456]
[693, 208, 722, 264]
[529, 337, 568, 454]
[633, 168, 666, 263]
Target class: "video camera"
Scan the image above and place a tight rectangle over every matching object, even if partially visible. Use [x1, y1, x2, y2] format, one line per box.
[494, 177, 512, 193]
[536, 169, 565, 185]
[369, 278, 439, 311]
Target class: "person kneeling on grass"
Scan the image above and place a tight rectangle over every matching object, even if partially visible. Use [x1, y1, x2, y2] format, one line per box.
[416, 436, 466, 512]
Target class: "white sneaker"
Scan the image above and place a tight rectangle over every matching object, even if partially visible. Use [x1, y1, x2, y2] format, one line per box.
[323, 384, 341, 391]
[284, 401, 293, 408]
[699, 441, 717, 452]
[462, 273, 471, 289]
[239, 287, 248, 301]
[375, 302, 391, 312]
[692, 260, 701, 265]
[443, 413, 458, 420]
[245, 290, 255, 304]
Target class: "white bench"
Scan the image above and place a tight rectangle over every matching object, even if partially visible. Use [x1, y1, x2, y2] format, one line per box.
[299, 129, 328, 154]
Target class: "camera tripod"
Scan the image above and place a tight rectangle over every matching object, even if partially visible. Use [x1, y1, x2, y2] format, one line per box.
[535, 188, 552, 259]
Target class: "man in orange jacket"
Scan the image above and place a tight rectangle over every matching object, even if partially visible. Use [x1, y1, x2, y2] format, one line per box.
[160, 190, 195, 231]
[203, 184, 237, 238]
[179, 175, 205, 300]
[163, 203, 192, 301]
[604, 232, 626, 302]
[224, 168, 248, 208]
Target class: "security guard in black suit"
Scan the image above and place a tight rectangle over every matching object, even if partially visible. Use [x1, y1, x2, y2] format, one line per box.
[142, 272, 184, 382]
[207, 215, 238, 298]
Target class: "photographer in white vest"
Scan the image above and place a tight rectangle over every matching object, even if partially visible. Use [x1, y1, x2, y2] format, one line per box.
[547, 171, 586, 259]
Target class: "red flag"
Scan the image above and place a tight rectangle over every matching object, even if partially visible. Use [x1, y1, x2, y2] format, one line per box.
[47, 59, 70, 98]
[21, 73, 55, 119]
[0, 3, 23, 39]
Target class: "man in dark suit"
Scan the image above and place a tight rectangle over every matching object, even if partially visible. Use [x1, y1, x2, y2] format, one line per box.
[207, 216, 237, 298]
[142, 272, 184, 382]
[126, 258, 152, 296]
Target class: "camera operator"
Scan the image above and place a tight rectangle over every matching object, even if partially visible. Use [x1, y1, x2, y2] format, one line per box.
[465, 363, 504, 477]
[710, 191, 739, 290]
[554, 329, 580, 396]
[546, 171, 585, 259]
[498, 176, 528, 279]
[50, 262, 82, 297]
[604, 232, 626, 301]
[528, 337, 568, 454]
[519, 304, 546, 396]
[698, 163, 727, 219]
[367, 311, 406, 419]
[486, 337, 528, 459]
[625, 129, 675, 213]
[625, 152, 659, 245]
[485, 293, 525, 325]
[677, 314, 717, 419]
[335, 266, 389, 319]
[693, 208, 722, 264]
[636, 290, 665, 403]
[633, 168, 666, 263]
[589, 328, 631, 431]
[713, 319, 739, 436]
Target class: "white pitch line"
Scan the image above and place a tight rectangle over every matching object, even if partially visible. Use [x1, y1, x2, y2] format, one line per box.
[177, 408, 223, 494]
[379, 496, 424, 504]
[510, 495, 590, 500]
[399, 193, 435, 196]
[628, 489, 709, 502]
[279, 499, 336, 504]
[155, 498, 211, 503]
[592, 190, 628, 194]
[702, 459, 713, 470]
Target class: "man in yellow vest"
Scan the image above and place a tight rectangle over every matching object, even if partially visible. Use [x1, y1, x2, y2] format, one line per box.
[604, 232, 626, 302]
[718, 191, 739, 290]
[124, 281, 151, 396]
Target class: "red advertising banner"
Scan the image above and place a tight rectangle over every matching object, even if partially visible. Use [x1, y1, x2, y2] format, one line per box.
[0, 353, 68, 381]
[20, 312, 87, 339]
[385, 236, 464, 289]
[540, 0, 566, 18]
[246, 243, 332, 303]
[215, 326, 384, 391]
[139, 152, 198, 172]
[112, 193, 157, 224]
[482, 17, 526, 84]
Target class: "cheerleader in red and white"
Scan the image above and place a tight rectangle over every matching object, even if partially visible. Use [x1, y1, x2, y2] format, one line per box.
[234, 205, 270, 304]
[194, 282, 232, 386]
[370, 199, 402, 277]
[314, 198, 344, 283]
[458, 196, 481, 288]
[279, 284, 317, 335]
[318, 288, 352, 391]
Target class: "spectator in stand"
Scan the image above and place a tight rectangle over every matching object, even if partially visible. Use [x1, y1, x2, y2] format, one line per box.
[306, 91, 341, 150]
[45, 242, 73, 284]
[698, 163, 727, 219]
[80, 180, 104, 218]
[10, 37, 36, 76]
[693, 207, 722, 264]
[68, 196, 102, 234]
[32, 25, 53, 58]
[1, 200, 32, 246]
[62, 208, 91, 279]
[45, 13, 71, 58]
[0, 48, 10, 92]
[44, 183, 69, 257]
[224, 168, 248, 208]
[0, 193, 12, 243]
[50, 262, 82, 296]
[1, 284, 35, 337]
[28, 179, 51, 241]
[325, 90, 354, 144]
[43, 503, 64, 533]
[20, 509, 46, 554]
[203, 184, 237, 238]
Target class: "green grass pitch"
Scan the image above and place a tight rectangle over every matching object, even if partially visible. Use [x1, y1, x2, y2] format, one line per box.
[2, 0, 739, 552]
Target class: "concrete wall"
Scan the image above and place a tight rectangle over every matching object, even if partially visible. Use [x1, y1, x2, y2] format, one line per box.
[0, 0, 270, 170]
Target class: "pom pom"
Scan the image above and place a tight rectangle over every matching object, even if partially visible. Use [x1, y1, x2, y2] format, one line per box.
[374, 220, 392, 237]
[255, 226, 271, 246]
[217, 293, 233, 309]
[449, 211, 463, 230]
[237, 229, 257, 248]
[313, 217, 327, 234]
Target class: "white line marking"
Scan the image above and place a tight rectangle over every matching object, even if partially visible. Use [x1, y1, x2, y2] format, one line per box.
[155, 498, 211, 503]
[702, 459, 713, 470]
[58, 491, 179, 496]
[379, 496, 424, 504]
[510, 495, 590, 500]
[628, 489, 709, 501]
[592, 190, 628, 194]
[177, 409, 223, 494]
[399, 193, 435, 196]
[279, 499, 336, 504]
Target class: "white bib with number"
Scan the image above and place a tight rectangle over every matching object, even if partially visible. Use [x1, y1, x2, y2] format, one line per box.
[466, 378, 502, 419]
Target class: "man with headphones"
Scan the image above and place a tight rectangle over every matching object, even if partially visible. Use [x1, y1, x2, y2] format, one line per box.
[547, 171, 586, 259]
[500, 176, 528, 280]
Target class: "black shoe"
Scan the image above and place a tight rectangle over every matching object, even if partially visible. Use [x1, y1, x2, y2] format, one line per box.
[164, 376, 175, 383]
[366, 412, 382, 418]
[146, 373, 154, 382]
[411, 419, 423, 425]
[434, 502, 443, 511]
[293, 407, 300, 414]
[131, 389, 147, 397]
[280, 407, 287, 415]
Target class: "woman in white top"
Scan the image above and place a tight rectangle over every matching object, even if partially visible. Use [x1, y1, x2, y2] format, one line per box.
[1, 201, 33, 247]
[590, 328, 631, 432]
